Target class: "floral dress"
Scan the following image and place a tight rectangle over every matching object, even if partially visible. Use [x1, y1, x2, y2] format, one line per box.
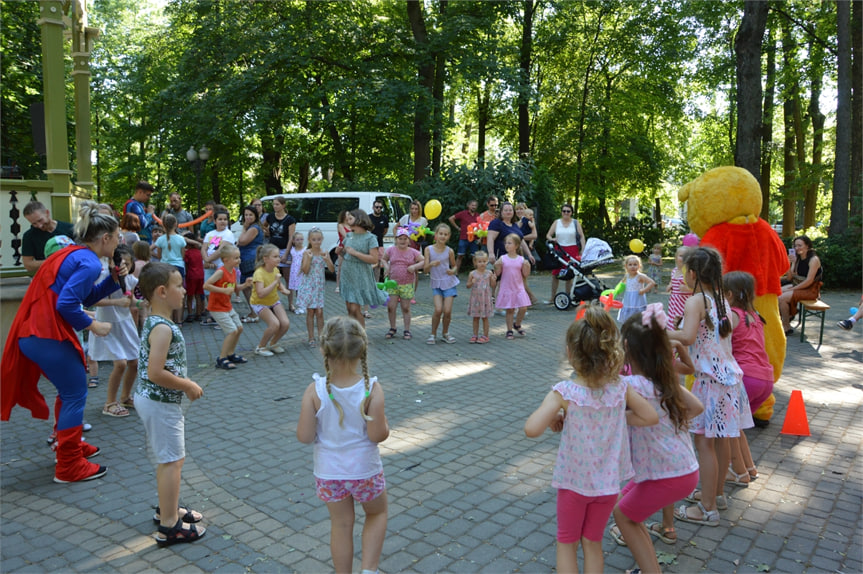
[467, 270, 494, 318]
[296, 253, 326, 310]
[289, 246, 306, 290]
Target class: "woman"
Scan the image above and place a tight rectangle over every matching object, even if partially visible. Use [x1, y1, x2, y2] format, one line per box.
[2, 201, 124, 483]
[487, 202, 533, 264]
[267, 196, 296, 287]
[778, 235, 822, 334]
[396, 200, 428, 298]
[119, 212, 141, 246]
[237, 205, 264, 322]
[545, 204, 586, 305]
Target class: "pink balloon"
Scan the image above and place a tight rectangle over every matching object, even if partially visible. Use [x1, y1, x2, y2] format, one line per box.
[682, 233, 699, 247]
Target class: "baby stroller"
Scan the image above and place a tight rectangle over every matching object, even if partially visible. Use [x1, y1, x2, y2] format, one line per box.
[546, 238, 616, 310]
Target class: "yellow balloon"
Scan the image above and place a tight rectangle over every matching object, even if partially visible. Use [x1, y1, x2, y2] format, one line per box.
[629, 238, 645, 253]
[424, 199, 442, 220]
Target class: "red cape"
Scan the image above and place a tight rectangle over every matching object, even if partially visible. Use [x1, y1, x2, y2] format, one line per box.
[1, 246, 87, 421]
[701, 219, 788, 296]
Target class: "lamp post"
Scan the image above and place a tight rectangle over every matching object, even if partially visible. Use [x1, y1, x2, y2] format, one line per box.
[186, 145, 210, 215]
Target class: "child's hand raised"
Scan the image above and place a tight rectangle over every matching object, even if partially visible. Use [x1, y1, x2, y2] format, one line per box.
[184, 379, 203, 402]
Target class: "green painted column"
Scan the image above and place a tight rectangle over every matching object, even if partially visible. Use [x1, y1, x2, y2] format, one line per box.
[37, 1, 72, 198]
[71, 1, 98, 194]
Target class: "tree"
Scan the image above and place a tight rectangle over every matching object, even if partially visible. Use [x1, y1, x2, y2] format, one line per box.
[831, 0, 851, 235]
[734, 0, 768, 180]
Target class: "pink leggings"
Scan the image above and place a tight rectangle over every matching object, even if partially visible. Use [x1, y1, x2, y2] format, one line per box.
[742, 375, 773, 413]
[617, 470, 699, 523]
[557, 489, 617, 543]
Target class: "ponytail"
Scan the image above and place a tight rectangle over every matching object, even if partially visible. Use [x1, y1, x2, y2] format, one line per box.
[75, 200, 118, 243]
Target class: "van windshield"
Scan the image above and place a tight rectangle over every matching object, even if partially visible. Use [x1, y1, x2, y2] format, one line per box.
[387, 196, 411, 222]
[281, 197, 360, 223]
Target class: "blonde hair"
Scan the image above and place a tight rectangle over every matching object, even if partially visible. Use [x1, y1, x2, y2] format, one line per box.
[255, 243, 280, 269]
[434, 222, 451, 234]
[162, 214, 179, 256]
[505, 233, 523, 249]
[566, 305, 624, 388]
[320, 316, 373, 427]
[75, 200, 118, 243]
[307, 228, 323, 247]
[623, 255, 642, 271]
[473, 250, 489, 263]
[218, 242, 239, 259]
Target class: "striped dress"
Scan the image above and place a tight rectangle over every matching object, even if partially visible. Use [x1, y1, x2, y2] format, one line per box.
[667, 267, 691, 330]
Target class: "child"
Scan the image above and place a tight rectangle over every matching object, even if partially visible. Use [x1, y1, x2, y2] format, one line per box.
[466, 250, 496, 343]
[725, 271, 774, 485]
[666, 246, 692, 329]
[668, 247, 753, 526]
[524, 306, 658, 574]
[609, 304, 704, 573]
[200, 209, 236, 326]
[382, 227, 423, 341]
[334, 210, 351, 294]
[287, 232, 306, 314]
[250, 244, 291, 356]
[134, 262, 206, 546]
[424, 223, 460, 344]
[837, 295, 863, 330]
[90, 245, 142, 418]
[153, 214, 186, 323]
[182, 232, 205, 322]
[296, 316, 389, 574]
[132, 241, 151, 279]
[203, 243, 252, 369]
[132, 240, 153, 330]
[646, 243, 663, 291]
[297, 228, 335, 346]
[149, 225, 164, 262]
[494, 234, 531, 340]
[617, 255, 656, 323]
[336, 209, 388, 328]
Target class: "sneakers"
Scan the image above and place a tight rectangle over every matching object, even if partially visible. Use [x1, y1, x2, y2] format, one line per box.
[268, 345, 285, 354]
[255, 346, 274, 357]
[837, 319, 854, 330]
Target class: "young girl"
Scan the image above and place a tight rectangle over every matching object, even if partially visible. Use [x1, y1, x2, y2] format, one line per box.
[383, 228, 423, 341]
[466, 251, 496, 344]
[153, 214, 186, 323]
[666, 246, 692, 329]
[250, 244, 291, 356]
[132, 240, 153, 330]
[669, 247, 753, 526]
[609, 304, 704, 573]
[524, 306, 658, 574]
[337, 209, 388, 328]
[287, 231, 306, 314]
[182, 232, 205, 322]
[617, 255, 656, 323]
[646, 243, 663, 291]
[297, 228, 335, 346]
[334, 210, 351, 294]
[297, 316, 389, 574]
[494, 234, 531, 340]
[424, 223, 459, 344]
[724, 271, 774, 485]
[91, 245, 141, 417]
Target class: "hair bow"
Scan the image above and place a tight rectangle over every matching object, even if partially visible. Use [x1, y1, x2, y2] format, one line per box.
[642, 303, 667, 329]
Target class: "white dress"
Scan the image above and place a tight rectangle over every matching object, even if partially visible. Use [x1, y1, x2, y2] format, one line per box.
[89, 273, 140, 362]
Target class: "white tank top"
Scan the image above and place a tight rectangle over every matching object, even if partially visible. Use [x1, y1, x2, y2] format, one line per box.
[555, 219, 578, 246]
[312, 373, 383, 480]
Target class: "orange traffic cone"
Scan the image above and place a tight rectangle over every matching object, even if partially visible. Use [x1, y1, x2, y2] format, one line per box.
[780, 390, 810, 437]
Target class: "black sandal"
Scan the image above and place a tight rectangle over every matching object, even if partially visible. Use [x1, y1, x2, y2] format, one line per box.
[215, 357, 236, 370]
[513, 324, 526, 336]
[227, 354, 248, 364]
[154, 518, 206, 546]
[385, 328, 397, 339]
[152, 505, 203, 524]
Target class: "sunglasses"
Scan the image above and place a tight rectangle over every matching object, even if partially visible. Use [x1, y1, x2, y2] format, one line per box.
[562, 209, 572, 213]
[374, 206, 383, 209]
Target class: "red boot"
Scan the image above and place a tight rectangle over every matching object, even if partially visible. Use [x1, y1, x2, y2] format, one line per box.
[51, 438, 100, 462]
[53, 426, 107, 484]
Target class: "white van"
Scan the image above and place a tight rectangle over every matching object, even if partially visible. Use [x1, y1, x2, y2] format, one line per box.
[258, 191, 413, 252]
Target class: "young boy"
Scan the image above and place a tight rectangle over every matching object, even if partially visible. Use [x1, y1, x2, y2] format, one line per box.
[203, 243, 252, 369]
[135, 262, 205, 545]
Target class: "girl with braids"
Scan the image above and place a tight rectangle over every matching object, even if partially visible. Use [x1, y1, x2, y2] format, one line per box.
[2, 201, 126, 483]
[297, 316, 390, 574]
[668, 247, 753, 527]
[525, 306, 658, 574]
[608, 304, 704, 573]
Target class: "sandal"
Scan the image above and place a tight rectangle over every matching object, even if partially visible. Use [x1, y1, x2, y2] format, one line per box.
[747, 466, 759, 480]
[88, 377, 100, 388]
[674, 501, 719, 527]
[426, 334, 436, 345]
[469, 336, 478, 344]
[153, 505, 203, 524]
[684, 490, 727, 510]
[385, 328, 397, 339]
[441, 333, 456, 344]
[308, 339, 317, 347]
[363, 311, 373, 319]
[119, 397, 135, 409]
[646, 521, 677, 544]
[477, 335, 489, 344]
[513, 324, 526, 336]
[215, 357, 236, 370]
[609, 523, 627, 546]
[154, 518, 206, 546]
[505, 330, 514, 340]
[102, 402, 129, 417]
[241, 315, 259, 324]
[726, 467, 750, 486]
[403, 330, 412, 340]
[227, 354, 248, 364]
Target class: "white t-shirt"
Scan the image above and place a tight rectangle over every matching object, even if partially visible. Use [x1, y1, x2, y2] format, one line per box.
[203, 228, 236, 269]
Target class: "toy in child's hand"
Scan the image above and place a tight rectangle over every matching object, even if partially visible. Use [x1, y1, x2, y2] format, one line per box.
[599, 293, 623, 312]
[610, 282, 626, 298]
[629, 238, 645, 253]
[376, 278, 398, 290]
[424, 199, 442, 220]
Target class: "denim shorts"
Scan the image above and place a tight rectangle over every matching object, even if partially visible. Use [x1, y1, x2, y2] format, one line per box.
[457, 239, 480, 257]
[432, 286, 458, 298]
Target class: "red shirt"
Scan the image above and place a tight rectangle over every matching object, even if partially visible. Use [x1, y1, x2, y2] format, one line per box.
[208, 266, 236, 312]
[451, 209, 479, 241]
[183, 248, 204, 281]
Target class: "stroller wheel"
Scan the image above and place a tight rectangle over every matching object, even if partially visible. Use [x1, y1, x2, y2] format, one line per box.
[554, 292, 571, 311]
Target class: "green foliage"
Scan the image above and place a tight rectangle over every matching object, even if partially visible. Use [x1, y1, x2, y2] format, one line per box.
[810, 231, 861, 289]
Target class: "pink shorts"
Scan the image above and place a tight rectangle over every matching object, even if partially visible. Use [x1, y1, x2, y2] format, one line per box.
[557, 489, 617, 543]
[315, 471, 386, 503]
[617, 470, 699, 523]
[742, 375, 773, 413]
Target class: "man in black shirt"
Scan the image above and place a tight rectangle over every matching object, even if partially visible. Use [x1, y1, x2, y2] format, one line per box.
[21, 201, 75, 274]
[369, 200, 390, 281]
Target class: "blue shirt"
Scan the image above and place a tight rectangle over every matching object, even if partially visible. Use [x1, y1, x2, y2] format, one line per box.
[52, 249, 121, 331]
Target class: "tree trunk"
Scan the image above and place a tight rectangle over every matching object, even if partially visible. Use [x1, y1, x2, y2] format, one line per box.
[851, 0, 862, 226]
[734, 0, 769, 180]
[760, 25, 776, 220]
[518, 0, 534, 159]
[318, 84, 352, 182]
[806, 38, 825, 230]
[431, 0, 447, 176]
[831, 0, 851, 234]
[407, 0, 434, 182]
[210, 163, 221, 206]
[782, 97, 796, 238]
[477, 82, 490, 169]
[298, 161, 310, 193]
[261, 131, 284, 196]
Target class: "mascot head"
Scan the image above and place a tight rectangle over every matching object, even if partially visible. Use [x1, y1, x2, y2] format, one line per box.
[679, 166, 762, 238]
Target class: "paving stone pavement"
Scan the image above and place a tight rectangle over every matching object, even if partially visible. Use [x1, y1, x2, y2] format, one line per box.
[2, 268, 861, 573]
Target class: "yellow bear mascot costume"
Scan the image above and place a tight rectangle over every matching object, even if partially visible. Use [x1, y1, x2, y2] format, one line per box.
[680, 167, 788, 422]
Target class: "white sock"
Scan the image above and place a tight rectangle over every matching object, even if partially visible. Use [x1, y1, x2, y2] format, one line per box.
[850, 317, 858, 324]
[361, 570, 379, 574]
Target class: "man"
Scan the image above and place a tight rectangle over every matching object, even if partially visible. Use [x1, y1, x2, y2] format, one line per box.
[124, 181, 155, 242]
[477, 196, 499, 252]
[20, 201, 75, 274]
[448, 199, 480, 273]
[161, 193, 193, 226]
[369, 200, 390, 281]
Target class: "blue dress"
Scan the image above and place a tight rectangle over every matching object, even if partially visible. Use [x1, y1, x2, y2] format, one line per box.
[617, 274, 647, 322]
[339, 232, 388, 306]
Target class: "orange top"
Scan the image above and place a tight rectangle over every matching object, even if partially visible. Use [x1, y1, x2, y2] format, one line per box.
[208, 266, 236, 312]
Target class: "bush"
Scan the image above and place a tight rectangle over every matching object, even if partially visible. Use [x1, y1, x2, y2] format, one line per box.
[810, 230, 862, 289]
[582, 215, 687, 259]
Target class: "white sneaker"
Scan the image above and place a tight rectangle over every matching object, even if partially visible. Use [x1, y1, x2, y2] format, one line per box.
[268, 345, 286, 354]
[295, 307, 305, 315]
[255, 346, 274, 357]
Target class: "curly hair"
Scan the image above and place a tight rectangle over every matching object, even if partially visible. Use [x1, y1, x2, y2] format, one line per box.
[566, 305, 624, 388]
